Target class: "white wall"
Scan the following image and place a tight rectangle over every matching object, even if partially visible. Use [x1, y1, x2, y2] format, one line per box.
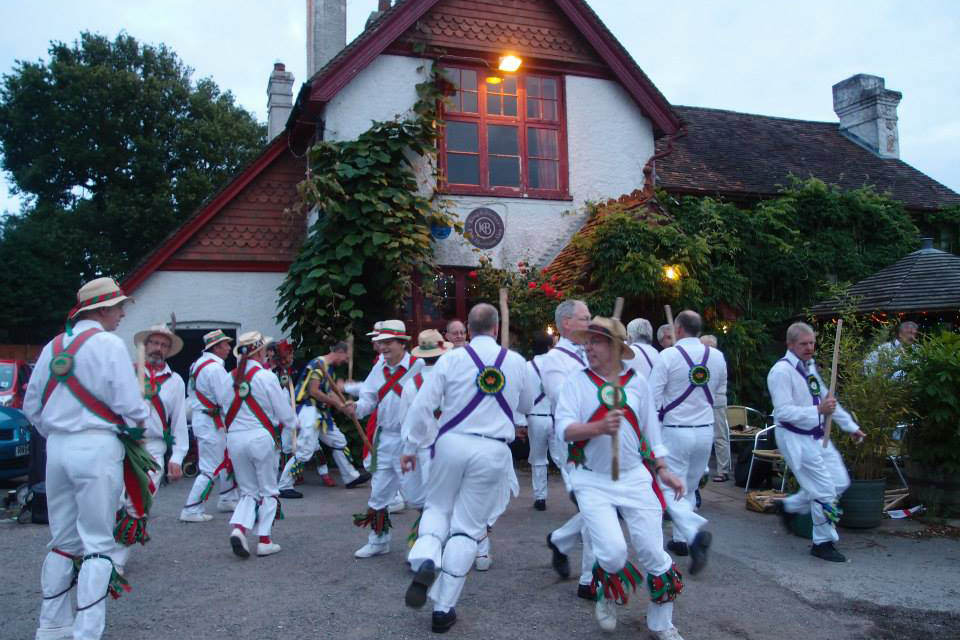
[116, 271, 286, 356]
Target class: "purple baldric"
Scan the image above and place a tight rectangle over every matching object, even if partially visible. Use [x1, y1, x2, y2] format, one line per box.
[632, 343, 654, 371]
[554, 346, 585, 367]
[531, 358, 546, 406]
[658, 345, 714, 421]
[430, 344, 512, 456]
[776, 357, 824, 439]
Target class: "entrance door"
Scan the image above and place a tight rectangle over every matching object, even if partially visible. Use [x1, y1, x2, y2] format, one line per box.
[166, 329, 237, 382]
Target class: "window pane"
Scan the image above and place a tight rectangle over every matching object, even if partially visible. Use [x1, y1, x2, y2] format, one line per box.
[527, 97, 540, 119]
[528, 77, 541, 98]
[446, 121, 478, 152]
[542, 78, 557, 100]
[542, 100, 557, 121]
[529, 159, 558, 190]
[503, 77, 517, 94]
[489, 156, 520, 187]
[487, 94, 501, 115]
[503, 95, 517, 116]
[448, 154, 479, 185]
[461, 69, 477, 91]
[488, 125, 518, 155]
[528, 128, 558, 158]
[461, 91, 478, 113]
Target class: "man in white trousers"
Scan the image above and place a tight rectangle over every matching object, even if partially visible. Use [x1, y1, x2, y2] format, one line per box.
[24, 277, 151, 640]
[180, 330, 239, 521]
[769, 322, 865, 562]
[219, 331, 298, 558]
[401, 303, 534, 633]
[541, 299, 598, 598]
[556, 316, 686, 638]
[526, 331, 562, 511]
[112, 324, 188, 574]
[649, 310, 724, 575]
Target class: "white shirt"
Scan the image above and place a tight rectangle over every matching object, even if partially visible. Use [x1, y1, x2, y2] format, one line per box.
[555, 365, 667, 474]
[143, 363, 189, 465]
[356, 351, 420, 432]
[189, 352, 231, 429]
[863, 340, 908, 380]
[24, 319, 150, 437]
[216, 361, 298, 435]
[628, 342, 662, 380]
[768, 350, 859, 434]
[402, 335, 535, 452]
[399, 364, 436, 447]
[650, 336, 727, 426]
[525, 357, 552, 416]
[537, 336, 587, 413]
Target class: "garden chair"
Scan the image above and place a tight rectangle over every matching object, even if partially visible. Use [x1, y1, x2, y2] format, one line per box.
[744, 425, 790, 492]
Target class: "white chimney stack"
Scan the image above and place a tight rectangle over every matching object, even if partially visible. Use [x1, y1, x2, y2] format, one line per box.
[266, 62, 295, 140]
[832, 74, 902, 159]
[307, 0, 347, 78]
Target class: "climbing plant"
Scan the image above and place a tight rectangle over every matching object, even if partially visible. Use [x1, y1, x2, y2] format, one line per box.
[277, 64, 462, 351]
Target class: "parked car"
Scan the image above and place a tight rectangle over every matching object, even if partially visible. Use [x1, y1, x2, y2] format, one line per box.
[0, 359, 33, 410]
[0, 406, 31, 480]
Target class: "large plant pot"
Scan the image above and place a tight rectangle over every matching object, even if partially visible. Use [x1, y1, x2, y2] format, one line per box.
[839, 479, 885, 529]
[904, 461, 960, 518]
[789, 512, 813, 539]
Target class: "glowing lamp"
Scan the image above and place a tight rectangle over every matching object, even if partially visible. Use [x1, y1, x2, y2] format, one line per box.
[498, 55, 522, 72]
[485, 74, 503, 85]
[664, 265, 679, 281]
[546, 325, 555, 336]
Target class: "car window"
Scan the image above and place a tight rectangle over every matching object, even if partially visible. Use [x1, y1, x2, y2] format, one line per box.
[0, 363, 13, 391]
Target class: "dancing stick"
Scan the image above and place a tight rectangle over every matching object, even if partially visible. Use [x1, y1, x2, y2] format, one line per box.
[499, 287, 510, 348]
[316, 363, 374, 453]
[287, 378, 299, 450]
[610, 297, 625, 481]
[664, 305, 675, 343]
[136, 343, 146, 398]
[347, 334, 355, 382]
[822, 319, 843, 448]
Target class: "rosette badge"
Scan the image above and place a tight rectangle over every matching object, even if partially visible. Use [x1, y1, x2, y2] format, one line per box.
[598, 382, 626, 409]
[688, 364, 711, 387]
[50, 352, 75, 379]
[237, 381, 252, 399]
[476, 366, 506, 395]
[807, 375, 821, 397]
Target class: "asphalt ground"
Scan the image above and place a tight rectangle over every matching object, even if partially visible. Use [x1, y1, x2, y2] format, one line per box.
[2, 464, 958, 640]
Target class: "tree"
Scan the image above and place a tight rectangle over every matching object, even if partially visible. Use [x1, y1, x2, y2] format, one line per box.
[0, 32, 265, 341]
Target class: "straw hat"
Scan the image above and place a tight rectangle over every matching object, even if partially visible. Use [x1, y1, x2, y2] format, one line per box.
[68, 277, 131, 319]
[371, 319, 410, 342]
[233, 331, 273, 358]
[411, 329, 453, 358]
[572, 316, 631, 359]
[202, 329, 233, 350]
[365, 321, 384, 338]
[134, 324, 184, 358]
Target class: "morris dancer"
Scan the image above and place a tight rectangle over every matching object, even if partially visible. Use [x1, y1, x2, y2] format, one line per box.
[348, 320, 420, 558]
[401, 303, 534, 633]
[649, 310, 723, 574]
[219, 332, 298, 558]
[24, 277, 150, 640]
[444, 319, 467, 348]
[626, 317, 661, 379]
[556, 316, 685, 638]
[180, 330, 238, 522]
[279, 342, 370, 496]
[541, 299, 598, 598]
[526, 331, 561, 511]
[769, 322, 865, 562]
[112, 324, 188, 574]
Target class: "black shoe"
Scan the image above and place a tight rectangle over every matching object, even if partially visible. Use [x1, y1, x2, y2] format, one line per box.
[405, 560, 437, 609]
[576, 583, 595, 600]
[534, 499, 546, 511]
[689, 530, 712, 575]
[666, 540, 689, 556]
[695, 488, 702, 509]
[278, 489, 303, 499]
[546, 533, 571, 579]
[432, 608, 457, 633]
[346, 471, 372, 488]
[775, 501, 796, 534]
[810, 541, 846, 563]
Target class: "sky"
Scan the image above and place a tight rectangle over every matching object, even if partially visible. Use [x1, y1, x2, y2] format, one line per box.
[1, 0, 958, 215]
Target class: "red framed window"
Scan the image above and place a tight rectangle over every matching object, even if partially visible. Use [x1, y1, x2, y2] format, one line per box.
[439, 66, 568, 199]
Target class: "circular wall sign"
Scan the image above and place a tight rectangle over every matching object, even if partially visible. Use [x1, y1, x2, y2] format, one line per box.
[430, 223, 452, 240]
[464, 207, 505, 249]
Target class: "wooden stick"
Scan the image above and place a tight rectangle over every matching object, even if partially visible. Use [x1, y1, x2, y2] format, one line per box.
[316, 362, 374, 453]
[610, 296, 625, 481]
[136, 343, 146, 398]
[822, 319, 843, 448]
[347, 334, 355, 382]
[499, 287, 510, 348]
[664, 305, 675, 344]
[287, 378, 298, 451]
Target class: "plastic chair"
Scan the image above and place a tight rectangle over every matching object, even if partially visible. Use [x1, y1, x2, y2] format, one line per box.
[744, 425, 789, 492]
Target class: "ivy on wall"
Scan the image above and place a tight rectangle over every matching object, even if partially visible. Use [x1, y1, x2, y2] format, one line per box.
[277, 64, 462, 351]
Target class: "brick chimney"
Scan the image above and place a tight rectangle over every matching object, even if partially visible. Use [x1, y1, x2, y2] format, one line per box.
[366, 1, 392, 29]
[266, 62, 294, 140]
[307, 0, 347, 78]
[832, 74, 902, 159]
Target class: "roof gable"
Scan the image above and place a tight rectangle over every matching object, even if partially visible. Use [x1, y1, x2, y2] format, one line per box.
[304, 0, 679, 136]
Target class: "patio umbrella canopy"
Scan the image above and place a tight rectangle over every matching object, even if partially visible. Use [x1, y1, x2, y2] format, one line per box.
[812, 238, 960, 316]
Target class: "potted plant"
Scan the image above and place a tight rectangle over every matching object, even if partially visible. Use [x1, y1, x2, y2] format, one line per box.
[901, 330, 960, 518]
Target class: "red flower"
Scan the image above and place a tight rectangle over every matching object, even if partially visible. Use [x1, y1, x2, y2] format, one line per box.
[542, 283, 555, 296]
[541, 268, 549, 276]
[517, 260, 526, 268]
[528, 281, 537, 289]
[468, 270, 477, 279]
[550, 274, 558, 283]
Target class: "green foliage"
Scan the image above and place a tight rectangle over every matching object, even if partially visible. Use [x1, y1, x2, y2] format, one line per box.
[277, 65, 461, 351]
[916, 204, 960, 253]
[0, 32, 265, 342]
[577, 177, 921, 406]
[902, 330, 960, 474]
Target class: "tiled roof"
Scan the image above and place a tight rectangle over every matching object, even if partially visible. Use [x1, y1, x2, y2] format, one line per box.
[656, 106, 960, 212]
[811, 247, 960, 314]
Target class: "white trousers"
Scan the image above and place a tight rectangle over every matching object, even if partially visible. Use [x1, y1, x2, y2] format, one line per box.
[573, 465, 675, 632]
[402, 449, 433, 509]
[39, 430, 124, 640]
[660, 425, 711, 543]
[279, 406, 359, 490]
[112, 438, 165, 570]
[408, 433, 512, 612]
[528, 414, 564, 500]
[364, 429, 404, 545]
[712, 406, 732, 474]
[550, 512, 597, 586]
[227, 429, 280, 537]
[182, 419, 236, 515]
[776, 428, 851, 544]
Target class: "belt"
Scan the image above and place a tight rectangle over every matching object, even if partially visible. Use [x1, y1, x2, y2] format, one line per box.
[463, 433, 508, 443]
[662, 424, 712, 428]
[777, 421, 824, 440]
[529, 413, 553, 418]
